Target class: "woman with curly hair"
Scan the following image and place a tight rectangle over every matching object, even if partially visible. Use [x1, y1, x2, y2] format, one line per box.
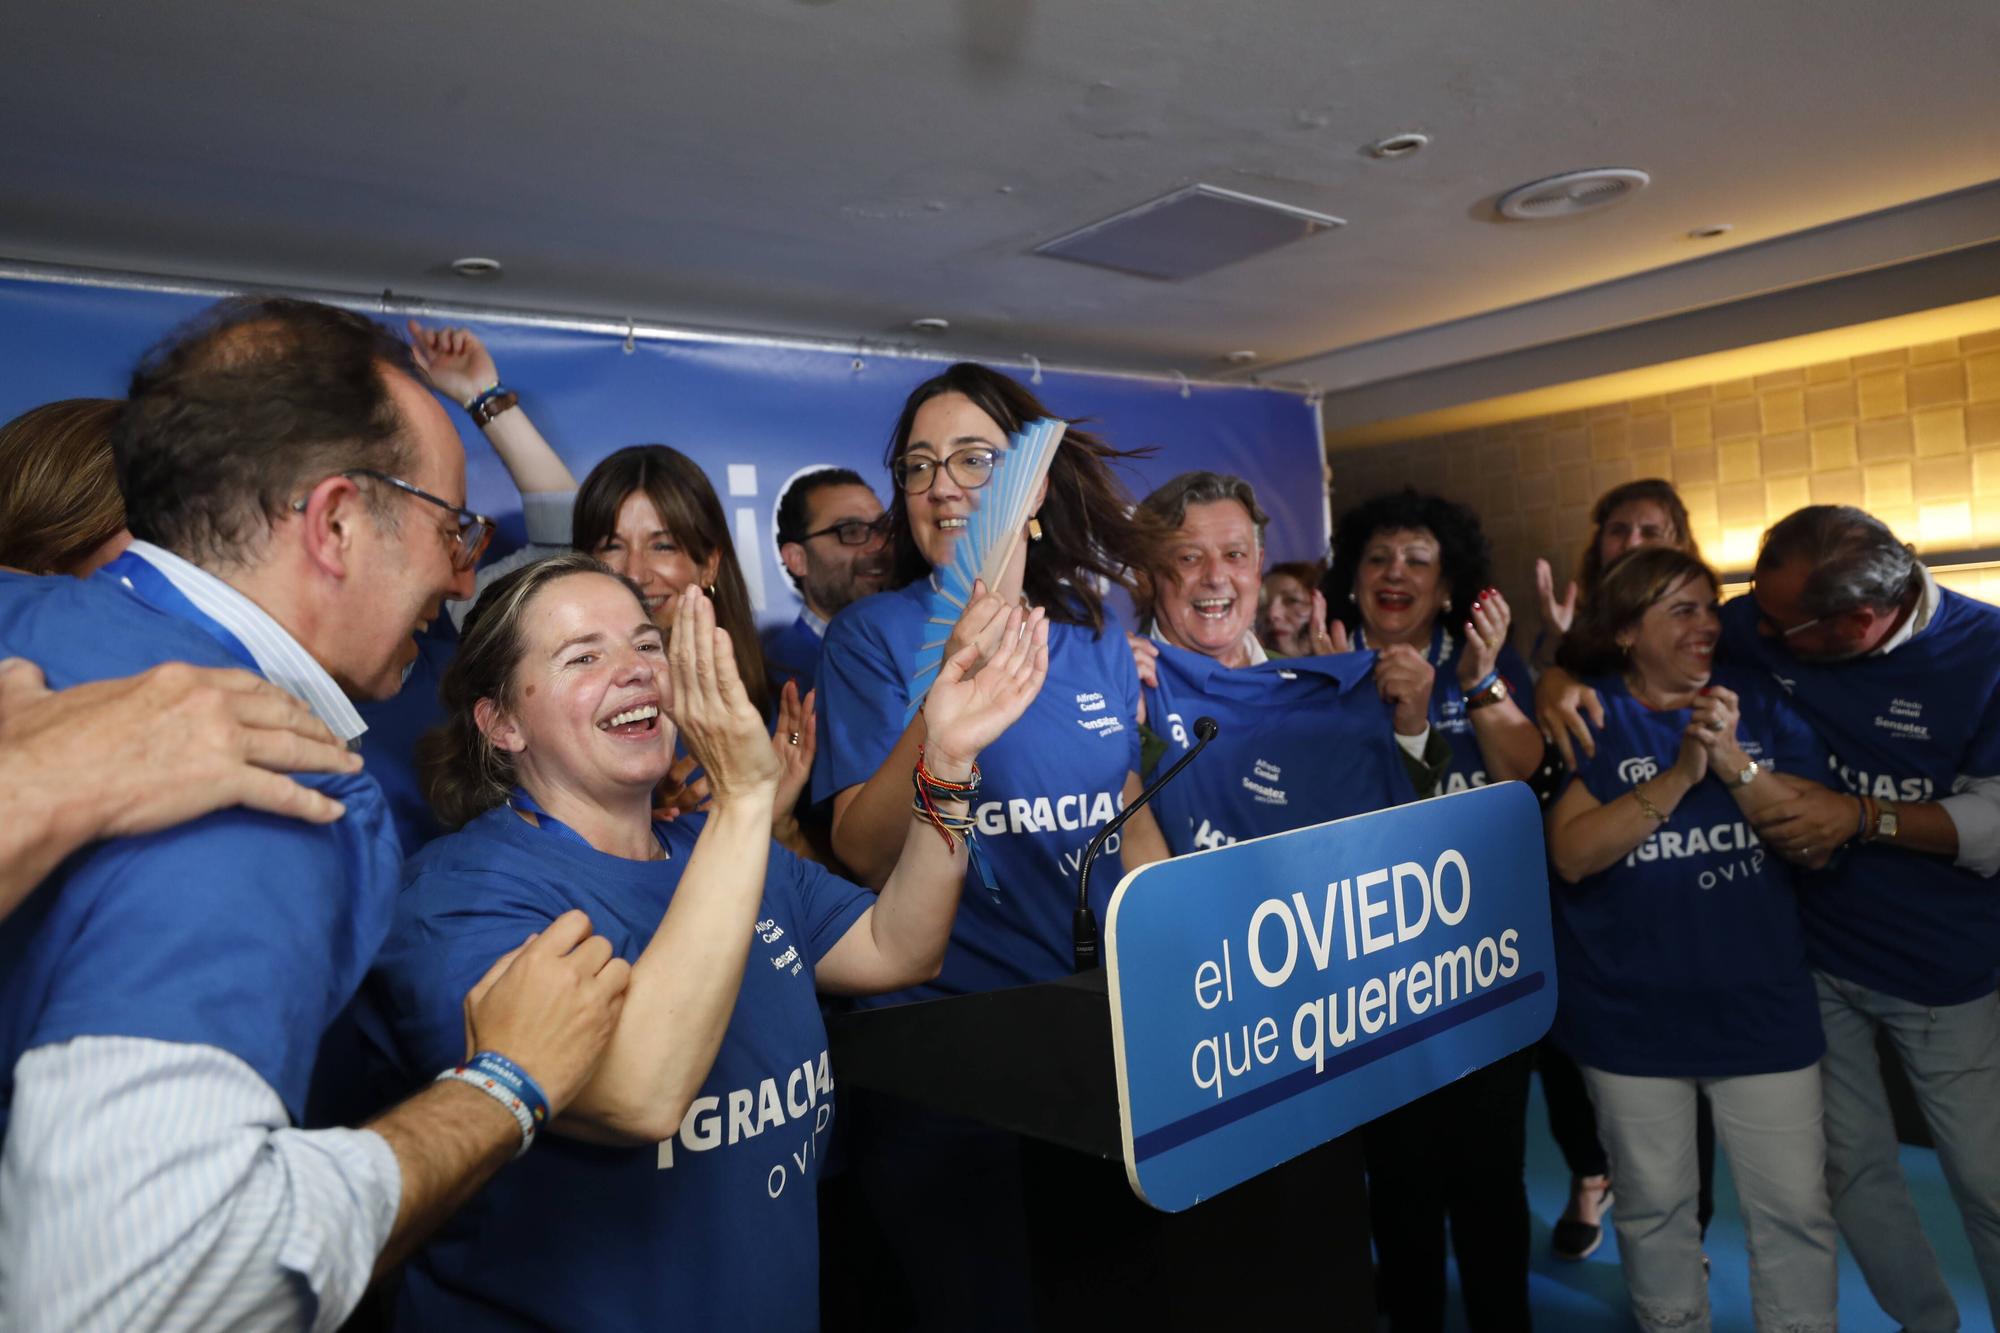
[1321, 487, 1543, 1333]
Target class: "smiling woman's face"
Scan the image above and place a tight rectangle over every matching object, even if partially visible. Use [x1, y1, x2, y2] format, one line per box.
[1353, 526, 1447, 647]
[899, 392, 1008, 571]
[481, 572, 676, 800]
[589, 491, 717, 629]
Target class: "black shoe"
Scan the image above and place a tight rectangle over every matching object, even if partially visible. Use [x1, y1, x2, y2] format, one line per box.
[1551, 1179, 1613, 1261]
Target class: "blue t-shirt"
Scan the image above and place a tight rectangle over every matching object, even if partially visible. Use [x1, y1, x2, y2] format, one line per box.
[0, 569, 399, 1134]
[1719, 590, 2000, 1005]
[761, 612, 823, 703]
[1551, 668, 1828, 1077]
[353, 612, 457, 857]
[812, 581, 1143, 1000]
[367, 805, 872, 1332]
[1140, 643, 1417, 853]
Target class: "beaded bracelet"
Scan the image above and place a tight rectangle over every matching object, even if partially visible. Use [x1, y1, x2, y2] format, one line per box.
[437, 1064, 537, 1157]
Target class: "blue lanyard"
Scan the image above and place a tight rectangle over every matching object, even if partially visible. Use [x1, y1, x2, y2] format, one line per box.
[508, 787, 672, 859]
[101, 550, 259, 672]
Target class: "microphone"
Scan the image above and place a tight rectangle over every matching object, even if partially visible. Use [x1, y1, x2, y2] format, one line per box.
[1072, 716, 1219, 972]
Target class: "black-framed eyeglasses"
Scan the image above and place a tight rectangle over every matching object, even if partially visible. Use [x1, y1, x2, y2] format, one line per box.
[793, 514, 889, 547]
[292, 468, 495, 571]
[892, 446, 998, 496]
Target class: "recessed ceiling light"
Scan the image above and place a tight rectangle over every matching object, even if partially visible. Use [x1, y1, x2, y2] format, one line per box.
[1687, 224, 1734, 240]
[910, 317, 950, 334]
[1496, 168, 1650, 221]
[1225, 350, 1259, 365]
[449, 256, 503, 279]
[1365, 132, 1430, 160]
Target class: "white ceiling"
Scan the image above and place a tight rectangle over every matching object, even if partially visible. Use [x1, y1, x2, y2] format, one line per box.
[5, 0, 1999, 418]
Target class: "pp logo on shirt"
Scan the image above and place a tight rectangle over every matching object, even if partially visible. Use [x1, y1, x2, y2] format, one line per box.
[1616, 755, 1660, 784]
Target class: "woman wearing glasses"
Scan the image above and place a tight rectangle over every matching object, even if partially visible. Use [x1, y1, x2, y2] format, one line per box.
[811, 361, 1171, 1328]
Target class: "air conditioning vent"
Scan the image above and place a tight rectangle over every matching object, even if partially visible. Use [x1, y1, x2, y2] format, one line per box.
[1497, 168, 1650, 220]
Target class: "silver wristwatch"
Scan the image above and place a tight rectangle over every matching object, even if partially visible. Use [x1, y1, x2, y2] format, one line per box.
[1875, 801, 1899, 841]
[1727, 757, 1760, 790]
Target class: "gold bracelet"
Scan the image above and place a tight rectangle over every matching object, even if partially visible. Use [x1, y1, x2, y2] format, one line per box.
[1631, 785, 1668, 822]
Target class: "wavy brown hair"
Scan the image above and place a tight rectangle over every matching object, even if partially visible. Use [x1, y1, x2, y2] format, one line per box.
[0, 398, 126, 574]
[418, 553, 646, 828]
[572, 444, 771, 719]
[1557, 546, 1719, 678]
[1575, 478, 1700, 594]
[880, 362, 1167, 633]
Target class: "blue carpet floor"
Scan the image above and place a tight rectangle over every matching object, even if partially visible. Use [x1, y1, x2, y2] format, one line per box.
[1433, 1080, 1993, 1331]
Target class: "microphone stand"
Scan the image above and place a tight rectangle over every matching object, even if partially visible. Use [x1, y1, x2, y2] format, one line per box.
[1072, 717, 1218, 972]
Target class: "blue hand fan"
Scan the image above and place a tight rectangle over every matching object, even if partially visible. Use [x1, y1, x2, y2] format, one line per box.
[904, 415, 1065, 722]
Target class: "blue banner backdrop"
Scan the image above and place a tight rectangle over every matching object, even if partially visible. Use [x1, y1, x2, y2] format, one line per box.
[1104, 782, 1556, 1212]
[0, 274, 1327, 628]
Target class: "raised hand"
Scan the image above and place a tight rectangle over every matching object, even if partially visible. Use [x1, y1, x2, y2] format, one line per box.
[1373, 643, 1436, 737]
[664, 590, 779, 806]
[769, 681, 817, 814]
[924, 606, 1050, 771]
[1536, 558, 1579, 637]
[461, 909, 631, 1115]
[942, 581, 1017, 679]
[1457, 587, 1511, 690]
[1307, 589, 1351, 656]
[407, 321, 500, 407]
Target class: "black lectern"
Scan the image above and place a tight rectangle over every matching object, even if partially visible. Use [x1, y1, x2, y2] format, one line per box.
[827, 971, 1377, 1329]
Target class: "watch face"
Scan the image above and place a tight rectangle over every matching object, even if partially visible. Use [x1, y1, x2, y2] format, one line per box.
[1879, 810, 1899, 838]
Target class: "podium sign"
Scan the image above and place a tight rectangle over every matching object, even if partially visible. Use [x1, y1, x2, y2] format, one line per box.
[1104, 782, 1555, 1211]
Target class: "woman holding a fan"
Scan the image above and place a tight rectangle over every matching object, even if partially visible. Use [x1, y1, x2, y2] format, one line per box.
[811, 361, 1172, 1327]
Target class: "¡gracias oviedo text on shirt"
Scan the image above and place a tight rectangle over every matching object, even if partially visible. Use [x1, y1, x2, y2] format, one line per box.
[1185, 847, 1523, 1101]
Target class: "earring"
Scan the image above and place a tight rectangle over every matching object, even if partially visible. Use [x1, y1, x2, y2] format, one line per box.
[1443, 597, 1453, 613]
[1346, 589, 1357, 604]
[1027, 516, 1043, 542]
[703, 582, 717, 598]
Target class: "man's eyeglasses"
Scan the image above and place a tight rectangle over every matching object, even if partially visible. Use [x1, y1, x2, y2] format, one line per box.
[1757, 611, 1826, 640]
[292, 468, 495, 571]
[892, 446, 998, 496]
[793, 515, 889, 547]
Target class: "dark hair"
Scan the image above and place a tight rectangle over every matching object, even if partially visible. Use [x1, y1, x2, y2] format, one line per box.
[776, 467, 870, 545]
[1132, 470, 1270, 623]
[775, 466, 871, 593]
[1576, 478, 1701, 593]
[118, 296, 420, 566]
[419, 553, 644, 828]
[1756, 504, 1919, 616]
[1558, 546, 1719, 677]
[1322, 488, 1493, 641]
[0, 398, 126, 573]
[881, 362, 1167, 632]
[572, 444, 771, 717]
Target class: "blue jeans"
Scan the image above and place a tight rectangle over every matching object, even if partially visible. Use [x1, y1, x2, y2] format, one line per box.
[1583, 1064, 1836, 1333]
[1816, 970, 2000, 1333]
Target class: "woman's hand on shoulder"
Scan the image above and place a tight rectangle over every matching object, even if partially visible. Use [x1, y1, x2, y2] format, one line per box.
[1534, 665, 1605, 770]
[923, 605, 1050, 772]
[666, 591, 779, 805]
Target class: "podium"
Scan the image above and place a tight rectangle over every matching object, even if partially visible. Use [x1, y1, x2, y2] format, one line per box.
[826, 971, 1377, 1329]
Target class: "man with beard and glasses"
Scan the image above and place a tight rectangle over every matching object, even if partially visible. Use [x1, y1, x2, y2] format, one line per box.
[764, 467, 890, 698]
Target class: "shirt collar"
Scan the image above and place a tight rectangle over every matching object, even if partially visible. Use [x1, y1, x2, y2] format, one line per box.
[1148, 623, 1266, 667]
[1870, 564, 1940, 658]
[799, 606, 829, 639]
[124, 541, 369, 743]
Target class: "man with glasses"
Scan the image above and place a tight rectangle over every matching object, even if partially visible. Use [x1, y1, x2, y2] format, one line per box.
[1720, 504, 2000, 1333]
[764, 467, 890, 698]
[0, 296, 629, 1331]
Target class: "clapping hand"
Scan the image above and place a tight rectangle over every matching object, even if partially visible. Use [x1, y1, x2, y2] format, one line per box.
[924, 605, 1050, 773]
[663, 590, 779, 806]
[1535, 559, 1579, 637]
[769, 680, 816, 815]
[1306, 590, 1350, 655]
[1456, 587, 1511, 690]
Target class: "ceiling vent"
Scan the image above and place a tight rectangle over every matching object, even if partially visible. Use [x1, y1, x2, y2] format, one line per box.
[1496, 168, 1650, 221]
[1035, 184, 1343, 281]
